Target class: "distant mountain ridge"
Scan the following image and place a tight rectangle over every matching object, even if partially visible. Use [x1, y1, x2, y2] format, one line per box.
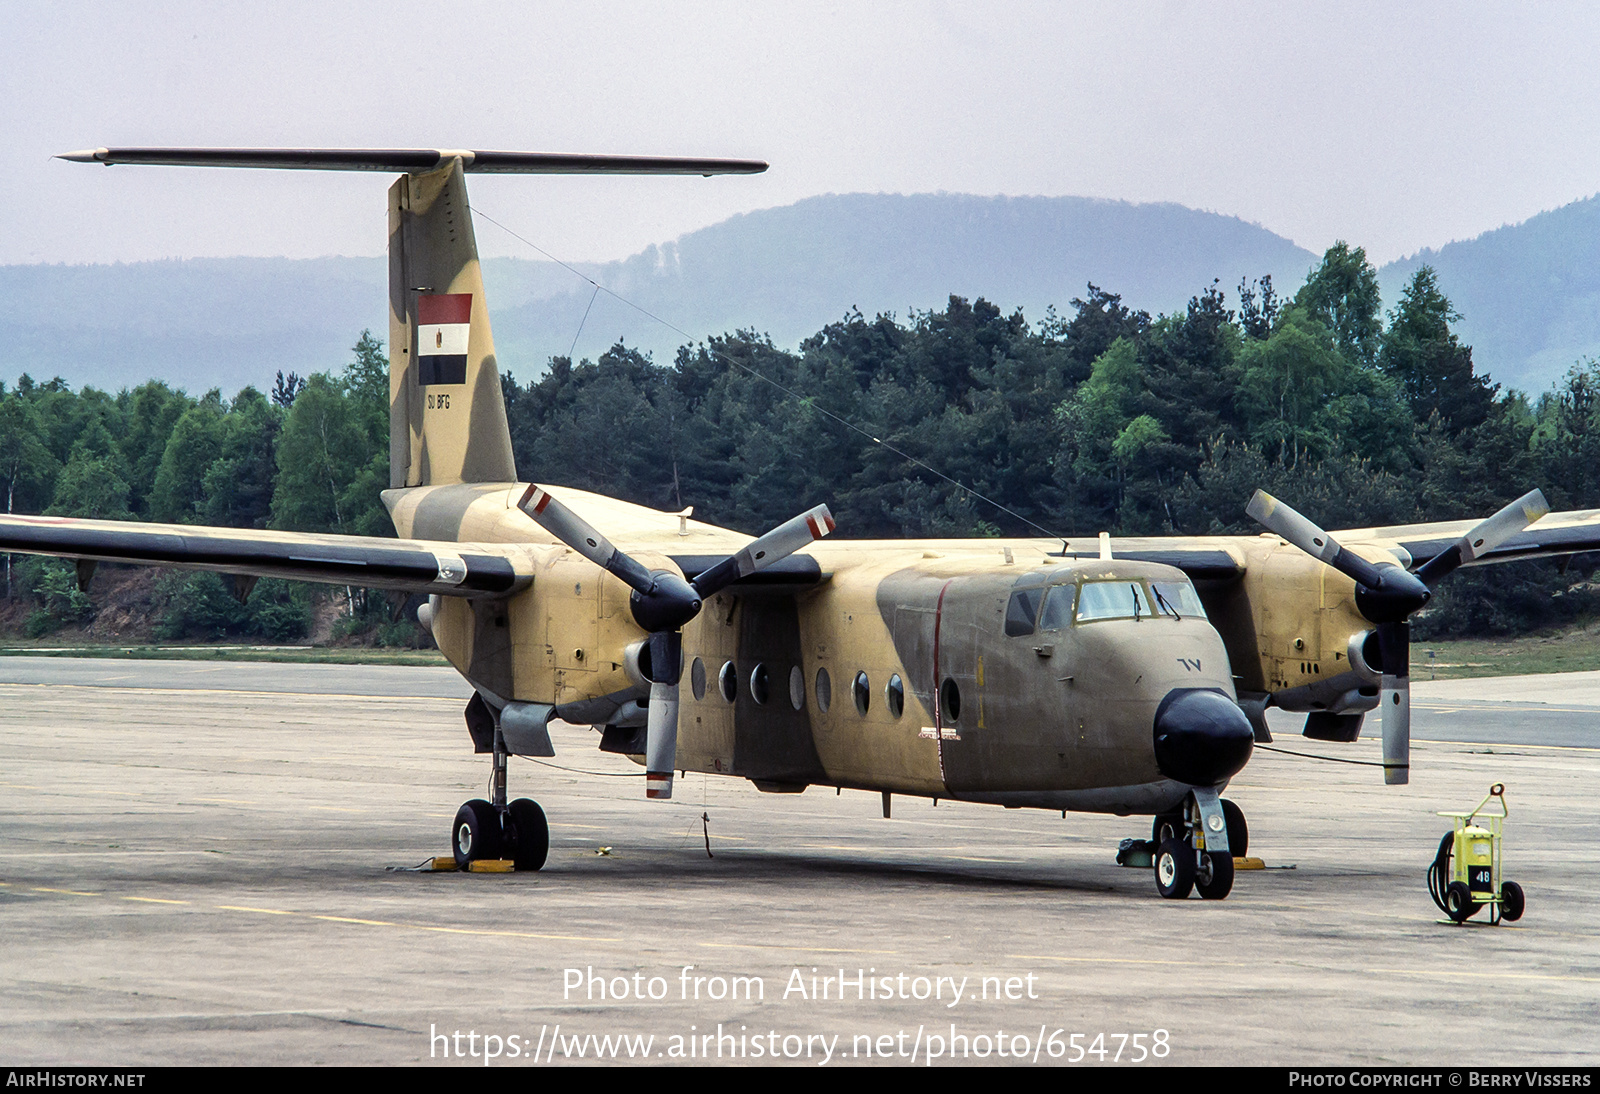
[1377, 193, 1600, 394]
[2, 190, 1594, 396]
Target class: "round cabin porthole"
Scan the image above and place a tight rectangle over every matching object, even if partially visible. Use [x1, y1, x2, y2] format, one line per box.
[750, 663, 770, 705]
[719, 661, 738, 703]
[886, 674, 905, 719]
[789, 665, 805, 711]
[815, 667, 832, 712]
[853, 671, 871, 716]
[690, 657, 706, 701]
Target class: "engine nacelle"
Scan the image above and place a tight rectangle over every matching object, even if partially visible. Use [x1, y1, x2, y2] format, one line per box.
[1348, 629, 1382, 682]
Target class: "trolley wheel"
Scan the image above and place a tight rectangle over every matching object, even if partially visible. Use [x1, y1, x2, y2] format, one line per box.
[1196, 848, 1235, 900]
[506, 798, 549, 872]
[1154, 837, 1195, 899]
[452, 799, 503, 869]
[1500, 880, 1525, 922]
[1445, 880, 1478, 923]
[1221, 798, 1248, 859]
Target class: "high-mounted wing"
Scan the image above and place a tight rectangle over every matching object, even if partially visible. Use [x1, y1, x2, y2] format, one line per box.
[1333, 506, 1600, 568]
[0, 514, 531, 597]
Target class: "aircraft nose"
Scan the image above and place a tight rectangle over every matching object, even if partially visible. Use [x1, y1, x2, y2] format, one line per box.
[1152, 689, 1255, 786]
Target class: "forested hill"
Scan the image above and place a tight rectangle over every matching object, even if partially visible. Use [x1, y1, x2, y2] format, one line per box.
[9, 242, 1600, 647]
[1379, 194, 1600, 394]
[489, 193, 1317, 374]
[2, 193, 1315, 393]
[6, 189, 1598, 398]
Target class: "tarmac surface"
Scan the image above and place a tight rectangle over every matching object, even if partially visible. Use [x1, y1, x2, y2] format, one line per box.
[1, 656, 1596, 1067]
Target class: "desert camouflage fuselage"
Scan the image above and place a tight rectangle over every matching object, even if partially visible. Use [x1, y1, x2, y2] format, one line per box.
[8, 149, 1600, 823]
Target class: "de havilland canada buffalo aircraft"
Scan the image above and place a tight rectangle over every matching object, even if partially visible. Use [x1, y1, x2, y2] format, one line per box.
[6, 146, 1600, 900]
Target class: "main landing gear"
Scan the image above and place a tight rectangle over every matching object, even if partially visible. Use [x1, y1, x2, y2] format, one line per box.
[1151, 792, 1246, 900]
[452, 728, 549, 872]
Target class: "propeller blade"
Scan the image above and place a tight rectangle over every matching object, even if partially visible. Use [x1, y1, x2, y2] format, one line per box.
[1246, 490, 1390, 590]
[1377, 621, 1410, 786]
[644, 631, 682, 800]
[1415, 489, 1550, 587]
[1247, 490, 1429, 621]
[691, 505, 836, 598]
[518, 484, 655, 595]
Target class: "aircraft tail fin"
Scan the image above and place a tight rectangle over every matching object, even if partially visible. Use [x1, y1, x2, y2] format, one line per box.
[386, 159, 517, 488]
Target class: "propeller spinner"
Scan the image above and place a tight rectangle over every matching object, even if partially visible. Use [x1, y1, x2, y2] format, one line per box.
[518, 485, 836, 798]
[1247, 489, 1548, 785]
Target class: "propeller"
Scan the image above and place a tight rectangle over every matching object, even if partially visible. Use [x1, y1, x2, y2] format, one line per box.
[518, 485, 836, 798]
[1246, 489, 1548, 785]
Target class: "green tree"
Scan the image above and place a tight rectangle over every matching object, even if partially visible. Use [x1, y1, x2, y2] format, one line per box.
[267, 334, 390, 536]
[0, 387, 61, 598]
[1380, 267, 1496, 435]
[1293, 242, 1384, 367]
[115, 381, 194, 516]
[148, 391, 227, 523]
[201, 387, 283, 528]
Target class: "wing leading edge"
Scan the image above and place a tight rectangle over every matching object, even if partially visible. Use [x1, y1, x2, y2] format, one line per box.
[0, 515, 530, 597]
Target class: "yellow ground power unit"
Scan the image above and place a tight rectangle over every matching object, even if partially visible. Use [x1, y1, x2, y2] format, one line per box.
[1428, 783, 1525, 925]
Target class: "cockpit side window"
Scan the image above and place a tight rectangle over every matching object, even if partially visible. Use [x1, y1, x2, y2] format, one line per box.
[1004, 587, 1044, 636]
[1037, 584, 1076, 631]
[1151, 579, 1207, 619]
[1075, 580, 1153, 622]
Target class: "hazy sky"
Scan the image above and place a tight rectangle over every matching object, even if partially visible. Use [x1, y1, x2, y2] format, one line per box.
[6, 1, 1600, 269]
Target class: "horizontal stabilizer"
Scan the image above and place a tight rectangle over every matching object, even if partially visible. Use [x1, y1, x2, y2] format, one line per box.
[57, 147, 768, 176]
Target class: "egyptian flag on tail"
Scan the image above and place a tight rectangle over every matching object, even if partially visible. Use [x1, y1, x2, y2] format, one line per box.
[417, 293, 471, 385]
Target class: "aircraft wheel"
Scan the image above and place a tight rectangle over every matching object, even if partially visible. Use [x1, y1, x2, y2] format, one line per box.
[1500, 881, 1525, 922]
[452, 799, 502, 869]
[1152, 811, 1183, 845]
[506, 798, 549, 872]
[1444, 881, 1478, 923]
[1154, 837, 1195, 899]
[1196, 849, 1234, 900]
[1221, 798, 1248, 858]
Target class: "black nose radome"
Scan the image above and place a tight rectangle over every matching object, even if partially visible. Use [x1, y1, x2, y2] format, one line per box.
[1153, 689, 1255, 786]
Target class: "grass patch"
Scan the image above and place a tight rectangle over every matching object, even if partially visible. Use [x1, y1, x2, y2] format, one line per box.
[1413, 624, 1600, 680]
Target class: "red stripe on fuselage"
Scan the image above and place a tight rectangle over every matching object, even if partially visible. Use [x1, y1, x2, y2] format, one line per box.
[932, 578, 954, 783]
[417, 293, 472, 325]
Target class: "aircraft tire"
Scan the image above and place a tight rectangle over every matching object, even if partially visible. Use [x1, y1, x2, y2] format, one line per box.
[452, 799, 502, 869]
[1500, 881, 1525, 922]
[1151, 811, 1183, 845]
[506, 798, 549, 872]
[1154, 837, 1195, 899]
[1196, 849, 1234, 900]
[1221, 799, 1248, 858]
[1445, 881, 1478, 923]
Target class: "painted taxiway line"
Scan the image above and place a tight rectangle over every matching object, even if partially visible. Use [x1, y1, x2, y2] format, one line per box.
[1014, 953, 1599, 987]
[696, 941, 901, 955]
[9, 883, 623, 945]
[1369, 968, 1600, 987]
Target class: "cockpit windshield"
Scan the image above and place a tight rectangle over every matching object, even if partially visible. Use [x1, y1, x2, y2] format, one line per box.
[1075, 580, 1153, 622]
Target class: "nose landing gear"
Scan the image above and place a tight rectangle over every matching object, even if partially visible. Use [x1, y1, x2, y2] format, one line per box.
[1153, 790, 1243, 900]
